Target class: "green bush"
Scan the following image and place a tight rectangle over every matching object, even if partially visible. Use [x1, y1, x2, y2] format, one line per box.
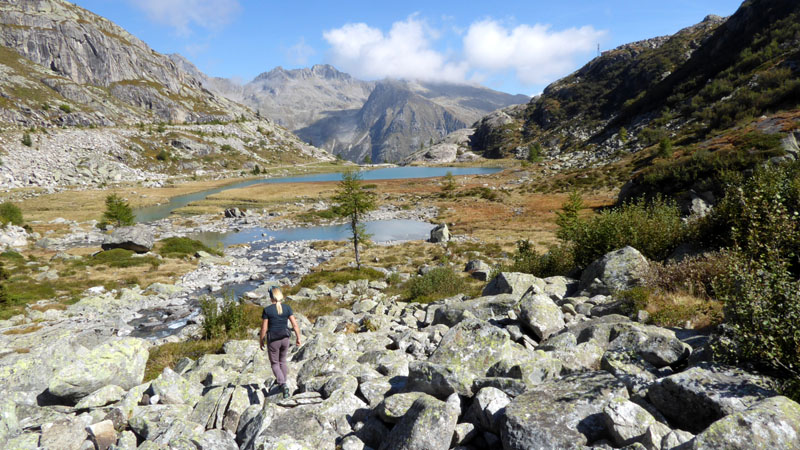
[0, 203, 24, 227]
[658, 138, 673, 158]
[508, 240, 574, 278]
[292, 268, 384, 292]
[527, 143, 543, 162]
[158, 237, 221, 258]
[558, 194, 686, 268]
[156, 149, 170, 161]
[87, 249, 161, 269]
[59, 104, 71, 113]
[713, 254, 800, 380]
[199, 293, 246, 340]
[21, 133, 32, 147]
[406, 266, 466, 303]
[706, 161, 800, 270]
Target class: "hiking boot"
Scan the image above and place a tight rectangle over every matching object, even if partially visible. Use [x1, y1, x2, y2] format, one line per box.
[282, 385, 290, 399]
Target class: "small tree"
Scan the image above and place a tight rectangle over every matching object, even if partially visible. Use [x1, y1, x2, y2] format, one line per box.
[363, 154, 372, 165]
[103, 194, 135, 227]
[21, 133, 32, 147]
[442, 171, 457, 195]
[0, 202, 23, 227]
[619, 127, 629, 143]
[333, 170, 376, 269]
[527, 143, 543, 163]
[658, 138, 673, 158]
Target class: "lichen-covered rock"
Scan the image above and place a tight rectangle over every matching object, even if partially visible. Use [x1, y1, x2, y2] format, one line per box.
[86, 420, 116, 450]
[519, 291, 565, 340]
[0, 398, 19, 445]
[410, 319, 519, 397]
[687, 396, 800, 449]
[75, 385, 126, 409]
[128, 404, 193, 442]
[482, 272, 545, 297]
[48, 337, 149, 402]
[378, 394, 459, 450]
[101, 226, 154, 253]
[580, 246, 649, 293]
[602, 397, 657, 446]
[647, 363, 777, 432]
[607, 322, 691, 368]
[195, 429, 239, 450]
[429, 223, 450, 243]
[40, 416, 89, 450]
[150, 367, 203, 405]
[501, 371, 628, 450]
[377, 392, 429, 423]
[465, 387, 511, 433]
[432, 294, 518, 327]
[552, 340, 605, 372]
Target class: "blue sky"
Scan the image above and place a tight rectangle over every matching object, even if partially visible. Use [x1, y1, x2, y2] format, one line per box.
[72, 0, 743, 95]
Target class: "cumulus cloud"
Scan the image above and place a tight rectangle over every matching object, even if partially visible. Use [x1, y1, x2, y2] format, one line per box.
[323, 17, 468, 83]
[127, 0, 241, 36]
[322, 16, 605, 89]
[463, 20, 605, 84]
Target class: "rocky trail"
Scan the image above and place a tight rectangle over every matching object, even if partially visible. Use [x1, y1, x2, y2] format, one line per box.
[1, 237, 799, 449]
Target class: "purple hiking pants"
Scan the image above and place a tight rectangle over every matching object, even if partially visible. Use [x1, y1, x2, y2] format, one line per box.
[267, 337, 290, 384]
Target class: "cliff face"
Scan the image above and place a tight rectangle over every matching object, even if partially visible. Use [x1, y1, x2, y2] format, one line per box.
[0, 0, 250, 125]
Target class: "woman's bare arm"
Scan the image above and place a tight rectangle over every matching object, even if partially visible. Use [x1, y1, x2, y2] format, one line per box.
[289, 315, 301, 346]
[259, 318, 268, 350]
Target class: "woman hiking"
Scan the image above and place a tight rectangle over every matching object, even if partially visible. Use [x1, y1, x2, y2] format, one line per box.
[259, 286, 301, 398]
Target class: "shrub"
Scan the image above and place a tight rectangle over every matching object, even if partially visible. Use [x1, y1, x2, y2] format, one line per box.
[0, 203, 23, 227]
[102, 193, 135, 227]
[658, 138, 673, 159]
[558, 194, 686, 268]
[220, 144, 234, 152]
[527, 143, 543, 162]
[406, 266, 466, 303]
[291, 268, 384, 293]
[158, 237, 221, 258]
[713, 253, 800, 379]
[59, 104, 71, 113]
[646, 252, 732, 300]
[87, 249, 161, 269]
[706, 161, 800, 271]
[21, 133, 32, 147]
[508, 240, 574, 278]
[441, 172, 457, 195]
[156, 149, 170, 161]
[199, 293, 246, 340]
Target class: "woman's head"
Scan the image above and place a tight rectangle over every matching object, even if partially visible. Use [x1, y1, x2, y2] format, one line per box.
[268, 285, 284, 302]
[269, 286, 284, 314]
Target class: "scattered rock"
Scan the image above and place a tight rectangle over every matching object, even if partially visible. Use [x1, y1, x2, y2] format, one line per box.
[101, 226, 154, 253]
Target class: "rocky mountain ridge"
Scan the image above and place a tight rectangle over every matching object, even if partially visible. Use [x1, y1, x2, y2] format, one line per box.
[0, 0, 334, 188]
[466, 0, 800, 196]
[183, 62, 528, 163]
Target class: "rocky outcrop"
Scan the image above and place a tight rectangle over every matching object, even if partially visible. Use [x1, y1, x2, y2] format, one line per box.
[580, 246, 650, 293]
[101, 225, 154, 253]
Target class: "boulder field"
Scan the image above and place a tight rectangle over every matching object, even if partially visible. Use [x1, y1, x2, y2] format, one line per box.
[1, 247, 799, 450]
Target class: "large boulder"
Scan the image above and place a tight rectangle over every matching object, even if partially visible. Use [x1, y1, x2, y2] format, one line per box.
[101, 226, 154, 253]
[150, 367, 203, 405]
[501, 371, 628, 449]
[579, 246, 649, 293]
[409, 319, 519, 397]
[464, 387, 511, 433]
[647, 362, 778, 433]
[432, 294, 518, 326]
[0, 399, 19, 446]
[429, 223, 450, 243]
[607, 322, 692, 368]
[465, 259, 491, 281]
[518, 291, 565, 340]
[688, 396, 800, 449]
[378, 394, 459, 450]
[48, 338, 149, 402]
[482, 272, 545, 297]
[602, 397, 658, 447]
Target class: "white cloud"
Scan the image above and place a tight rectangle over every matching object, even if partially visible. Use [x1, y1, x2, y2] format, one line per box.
[127, 0, 241, 36]
[322, 16, 606, 89]
[286, 38, 316, 66]
[323, 17, 468, 83]
[463, 19, 605, 84]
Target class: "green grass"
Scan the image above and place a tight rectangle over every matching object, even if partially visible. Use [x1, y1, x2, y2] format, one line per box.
[288, 268, 385, 294]
[157, 237, 222, 258]
[81, 249, 161, 269]
[405, 266, 470, 303]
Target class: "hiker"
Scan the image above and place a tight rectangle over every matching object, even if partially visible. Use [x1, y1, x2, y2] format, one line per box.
[259, 286, 301, 398]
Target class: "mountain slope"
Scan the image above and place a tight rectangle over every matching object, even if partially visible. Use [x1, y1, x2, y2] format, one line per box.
[469, 0, 800, 200]
[0, 0, 250, 125]
[0, 0, 334, 189]
[190, 63, 528, 163]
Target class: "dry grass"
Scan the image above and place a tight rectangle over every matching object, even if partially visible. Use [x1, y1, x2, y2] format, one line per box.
[286, 296, 353, 323]
[29, 303, 67, 312]
[3, 324, 42, 335]
[644, 292, 724, 329]
[144, 337, 225, 382]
